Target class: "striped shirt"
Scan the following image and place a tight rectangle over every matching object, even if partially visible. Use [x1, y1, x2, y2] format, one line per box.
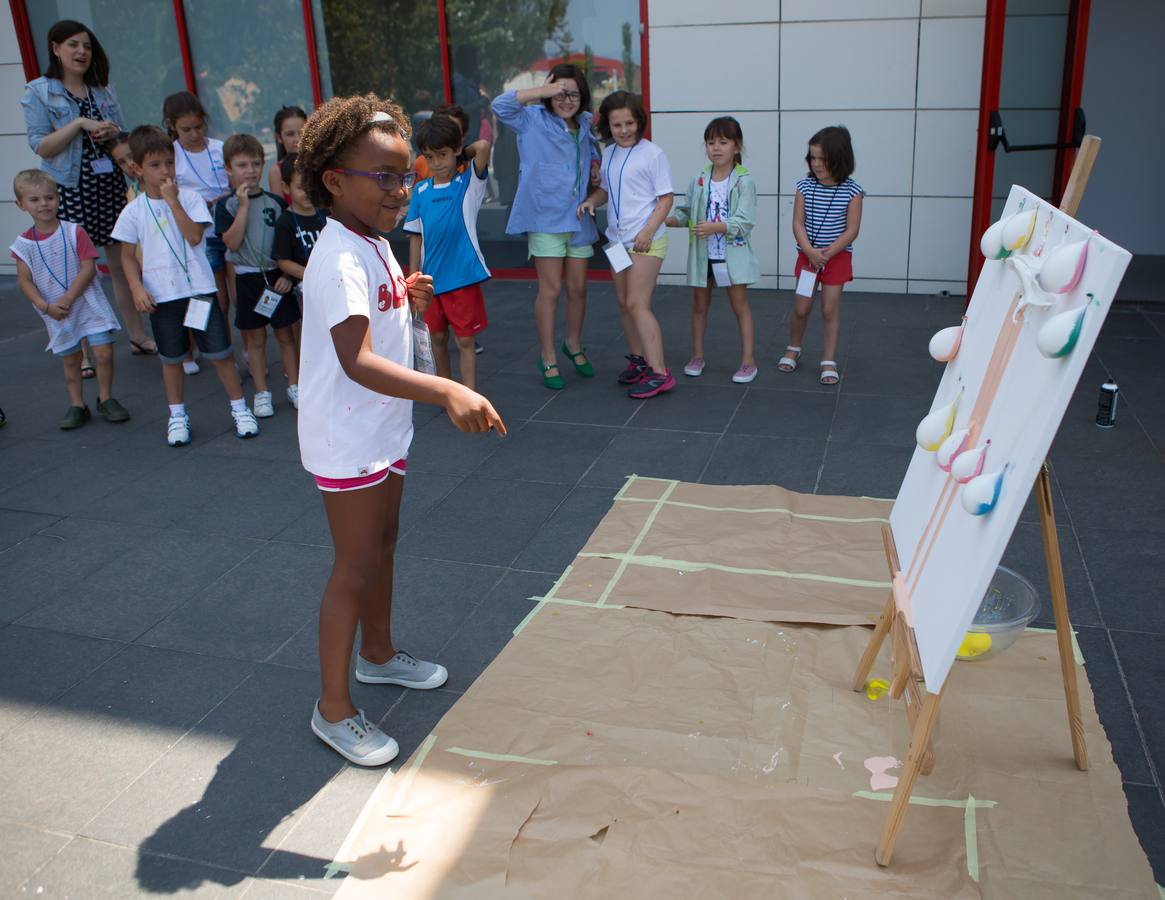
[796, 176, 863, 251]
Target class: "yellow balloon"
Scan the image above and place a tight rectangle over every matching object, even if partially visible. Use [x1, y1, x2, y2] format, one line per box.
[958, 632, 993, 659]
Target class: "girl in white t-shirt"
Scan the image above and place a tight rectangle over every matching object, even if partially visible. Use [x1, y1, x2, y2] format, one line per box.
[296, 95, 505, 767]
[579, 91, 675, 399]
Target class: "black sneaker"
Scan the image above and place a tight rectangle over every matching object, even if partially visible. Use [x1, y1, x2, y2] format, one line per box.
[59, 405, 91, 430]
[627, 368, 676, 399]
[97, 398, 130, 423]
[617, 354, 648, 384]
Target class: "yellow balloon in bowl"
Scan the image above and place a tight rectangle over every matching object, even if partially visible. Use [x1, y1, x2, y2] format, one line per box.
[957, 632, 993, 659]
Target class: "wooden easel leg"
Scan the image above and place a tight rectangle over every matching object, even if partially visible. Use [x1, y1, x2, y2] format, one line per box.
[876, 691, 944, 867]
[1036, 463, 1089, 770]
[852, 591, 894, 691]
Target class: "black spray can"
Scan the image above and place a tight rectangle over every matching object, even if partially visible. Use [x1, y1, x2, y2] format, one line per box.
[1096, 382, 1118, 428]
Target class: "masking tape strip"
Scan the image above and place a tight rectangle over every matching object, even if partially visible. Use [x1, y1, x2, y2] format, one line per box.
[596, 479, 679, 607]
[614, 494, 890, 524]
[579, 552, 892, 590]
[1026, 626, 1085, 665]
[965, 793, 981, 882]
[852, 790, 996, 810]
[512, 563, 577, 636]
[445, 747, 558, 766]
[527, 594, 625, 610]
[325, 732, 439, 877]
[612, 472, 641, 500]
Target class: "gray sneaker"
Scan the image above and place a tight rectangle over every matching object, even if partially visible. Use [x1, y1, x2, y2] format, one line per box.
[355, 651, 448, 689]
[310, 703, 399, 767]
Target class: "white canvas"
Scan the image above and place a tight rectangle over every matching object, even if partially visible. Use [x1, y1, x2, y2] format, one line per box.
[890, 185, 1132, 690]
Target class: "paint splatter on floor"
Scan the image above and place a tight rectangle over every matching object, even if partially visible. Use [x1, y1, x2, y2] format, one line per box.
[864, 755, 901, 791]
[832, 751, 845, 769]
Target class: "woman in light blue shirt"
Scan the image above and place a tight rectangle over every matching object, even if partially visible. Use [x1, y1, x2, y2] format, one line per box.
[21, 19, 157, 354]
[492, 64, 599, 389]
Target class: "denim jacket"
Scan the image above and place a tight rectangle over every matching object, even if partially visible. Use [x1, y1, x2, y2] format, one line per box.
[491, 90, 599, 245]
[21, 77, 126, 188]
[671, 164, 759, 287]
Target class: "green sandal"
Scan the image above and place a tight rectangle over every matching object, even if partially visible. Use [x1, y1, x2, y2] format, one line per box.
[561, 342, 594, 378]
[539, 357, 565, 390]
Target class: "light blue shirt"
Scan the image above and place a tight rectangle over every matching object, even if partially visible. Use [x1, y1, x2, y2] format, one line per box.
[21, 77, 125, 188]
[490, 90, 599, 245]
[403, 167, 491, 296]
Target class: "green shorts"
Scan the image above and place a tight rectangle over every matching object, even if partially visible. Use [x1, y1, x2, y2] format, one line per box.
[629, 234, 669, 260]
[528, 231, 594, 259]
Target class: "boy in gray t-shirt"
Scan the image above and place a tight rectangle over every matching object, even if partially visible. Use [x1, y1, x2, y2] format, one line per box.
[214, 133, 299, 418]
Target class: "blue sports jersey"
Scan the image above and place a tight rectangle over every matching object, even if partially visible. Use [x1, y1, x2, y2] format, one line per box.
[402, 166, 490, 295]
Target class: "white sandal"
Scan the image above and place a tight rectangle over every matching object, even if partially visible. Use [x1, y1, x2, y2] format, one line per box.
[777, 346, 801, 373]
[819, 360, 840, 385]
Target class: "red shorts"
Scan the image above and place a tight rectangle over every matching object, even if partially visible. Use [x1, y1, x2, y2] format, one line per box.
[794, 250, 854, 286]
[424, 283, 488, 337]
[314, 458, 407, 492]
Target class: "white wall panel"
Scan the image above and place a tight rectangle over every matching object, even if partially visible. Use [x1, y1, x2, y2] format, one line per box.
[651, 24, 779, 112]
[781, 0, 918, 20]
[648, 0, 778, 26]
[780, 20, 918, 110]
[780, 110, 915, 197]
[922, 0, 986, 15]
[917, 18, 984, 108]
[913, 110, 977, 197]
[908, 197, 972, 282]
[0, 132, 41, 188]
[651, 112, 781, 196]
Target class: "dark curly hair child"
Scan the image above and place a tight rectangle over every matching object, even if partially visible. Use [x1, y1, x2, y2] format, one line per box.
[295, 93, 506, 767]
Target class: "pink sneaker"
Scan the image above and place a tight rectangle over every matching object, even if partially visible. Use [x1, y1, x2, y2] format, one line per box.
[732, 363, 758, 384]
[683, 356, 705, 377]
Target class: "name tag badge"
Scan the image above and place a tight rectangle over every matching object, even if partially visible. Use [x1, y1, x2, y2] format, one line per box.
[183, 297, 212, 331]
[91, 157, 115, 175]
[711, 262, 731, 288]
[603, 240, 633, 273]
[411, 315, 436, 375]
[254, 288, 283, 318]
[796, 268, 818, 299]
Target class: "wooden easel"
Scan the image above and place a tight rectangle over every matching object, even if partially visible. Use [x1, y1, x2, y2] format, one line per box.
[851, 136, 1100, 867]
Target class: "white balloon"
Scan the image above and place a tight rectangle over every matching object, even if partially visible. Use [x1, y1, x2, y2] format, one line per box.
[961, 467, 1005, 515]
[916, 395, 959, 452]
[951, 440, 990, 483]
[936, 428, 971, 472]
[1001, 210, 1037, 251]
[1038, 239, 1089, 294]
[929, 319, 966, 362]
[1036, 305, 1087, 359]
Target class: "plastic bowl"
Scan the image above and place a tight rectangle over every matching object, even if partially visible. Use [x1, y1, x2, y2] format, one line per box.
[956, 565, 1041, 661]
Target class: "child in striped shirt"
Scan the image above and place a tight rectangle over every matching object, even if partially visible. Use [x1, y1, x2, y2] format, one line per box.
[779, 125, 863, 386]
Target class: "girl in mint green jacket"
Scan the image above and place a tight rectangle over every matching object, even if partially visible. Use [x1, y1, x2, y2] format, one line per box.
[667, 117, 759, 383]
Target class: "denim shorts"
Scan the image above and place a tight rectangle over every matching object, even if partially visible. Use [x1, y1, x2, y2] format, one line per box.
[204, 235, 227, 272]
[150, 296, 234, 364]
[55, 329, 117, 358]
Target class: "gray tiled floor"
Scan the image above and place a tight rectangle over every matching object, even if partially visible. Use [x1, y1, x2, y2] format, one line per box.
[1, 276, 1163, 895]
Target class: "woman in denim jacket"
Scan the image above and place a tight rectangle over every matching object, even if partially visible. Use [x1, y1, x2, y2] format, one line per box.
[492, 64, 599, 389]
[21, 19, 157, 355]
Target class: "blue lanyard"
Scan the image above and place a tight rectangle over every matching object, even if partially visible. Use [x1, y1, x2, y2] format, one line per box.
[144, 197, 190, 285]
[179, 143, 225, 193]
[604, 144, 635, 228]
[706, 175, 729, 223]
[34, 226, 70, 292]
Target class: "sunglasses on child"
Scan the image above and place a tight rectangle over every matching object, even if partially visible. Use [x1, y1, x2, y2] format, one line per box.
[330, 168, 418, 191]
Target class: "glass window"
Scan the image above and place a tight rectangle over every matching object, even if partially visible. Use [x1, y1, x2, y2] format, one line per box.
[445, 0, 644, 268]
[181, 0, 314, 150]
[27, 1, 188, 132]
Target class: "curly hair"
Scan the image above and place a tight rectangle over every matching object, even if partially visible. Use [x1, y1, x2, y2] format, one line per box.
[296, 93, 410, 210]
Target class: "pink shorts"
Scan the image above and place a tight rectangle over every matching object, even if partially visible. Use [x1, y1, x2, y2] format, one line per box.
[314, 458, 407, 492]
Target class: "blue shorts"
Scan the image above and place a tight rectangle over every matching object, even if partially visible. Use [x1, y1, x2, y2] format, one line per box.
[150, 296, 234, 364]
[204, 235, 227, 272]
[55, 329, 117, 358]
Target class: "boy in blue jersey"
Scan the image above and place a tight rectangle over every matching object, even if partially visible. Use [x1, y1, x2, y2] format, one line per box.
[404, 116, 490, 389]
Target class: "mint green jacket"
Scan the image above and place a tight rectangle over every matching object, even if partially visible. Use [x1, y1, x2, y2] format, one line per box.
[670, 163, 759, 287]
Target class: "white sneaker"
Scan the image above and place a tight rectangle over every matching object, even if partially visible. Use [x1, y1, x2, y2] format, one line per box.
[311, 703, 399, 767]
[253, 391, 275, 418]
[183, 359, 200, 375]
[286, 384, 299, 410]
[232, 407, 259, 439]
[355, 651, 448, 689]
[167, 413, 191, 447]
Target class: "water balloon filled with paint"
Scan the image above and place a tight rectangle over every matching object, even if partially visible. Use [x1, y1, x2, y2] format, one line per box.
[1036, 305, 1087, 359]
[980, 210, 1037, 259]
[928, 318, 966, 363]
[1038, 239, 1088, 294]
[961, 466, 1006, 515]
[915, 394, 960, 451]
[936, 427, 971, 472]
[950, 439, 990, 484]
[979, 218, 1010, 260]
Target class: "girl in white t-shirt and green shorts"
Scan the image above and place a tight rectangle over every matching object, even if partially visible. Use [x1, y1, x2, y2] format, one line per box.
[296, 95, 506, 767]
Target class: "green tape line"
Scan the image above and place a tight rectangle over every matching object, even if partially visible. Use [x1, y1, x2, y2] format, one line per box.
[596, 480, 679, 607]
[615, 494, 890, 524]
[512, 599, 546, 637]
[965, 793, 980, 882]
[579, 552, 891, 590]
[1026, 626, 1085, 665]
[527, 595, 625, 610]
[852, 790, 996, 810]
[445, 746, 558, 766]
[513, 563, 579, 636]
